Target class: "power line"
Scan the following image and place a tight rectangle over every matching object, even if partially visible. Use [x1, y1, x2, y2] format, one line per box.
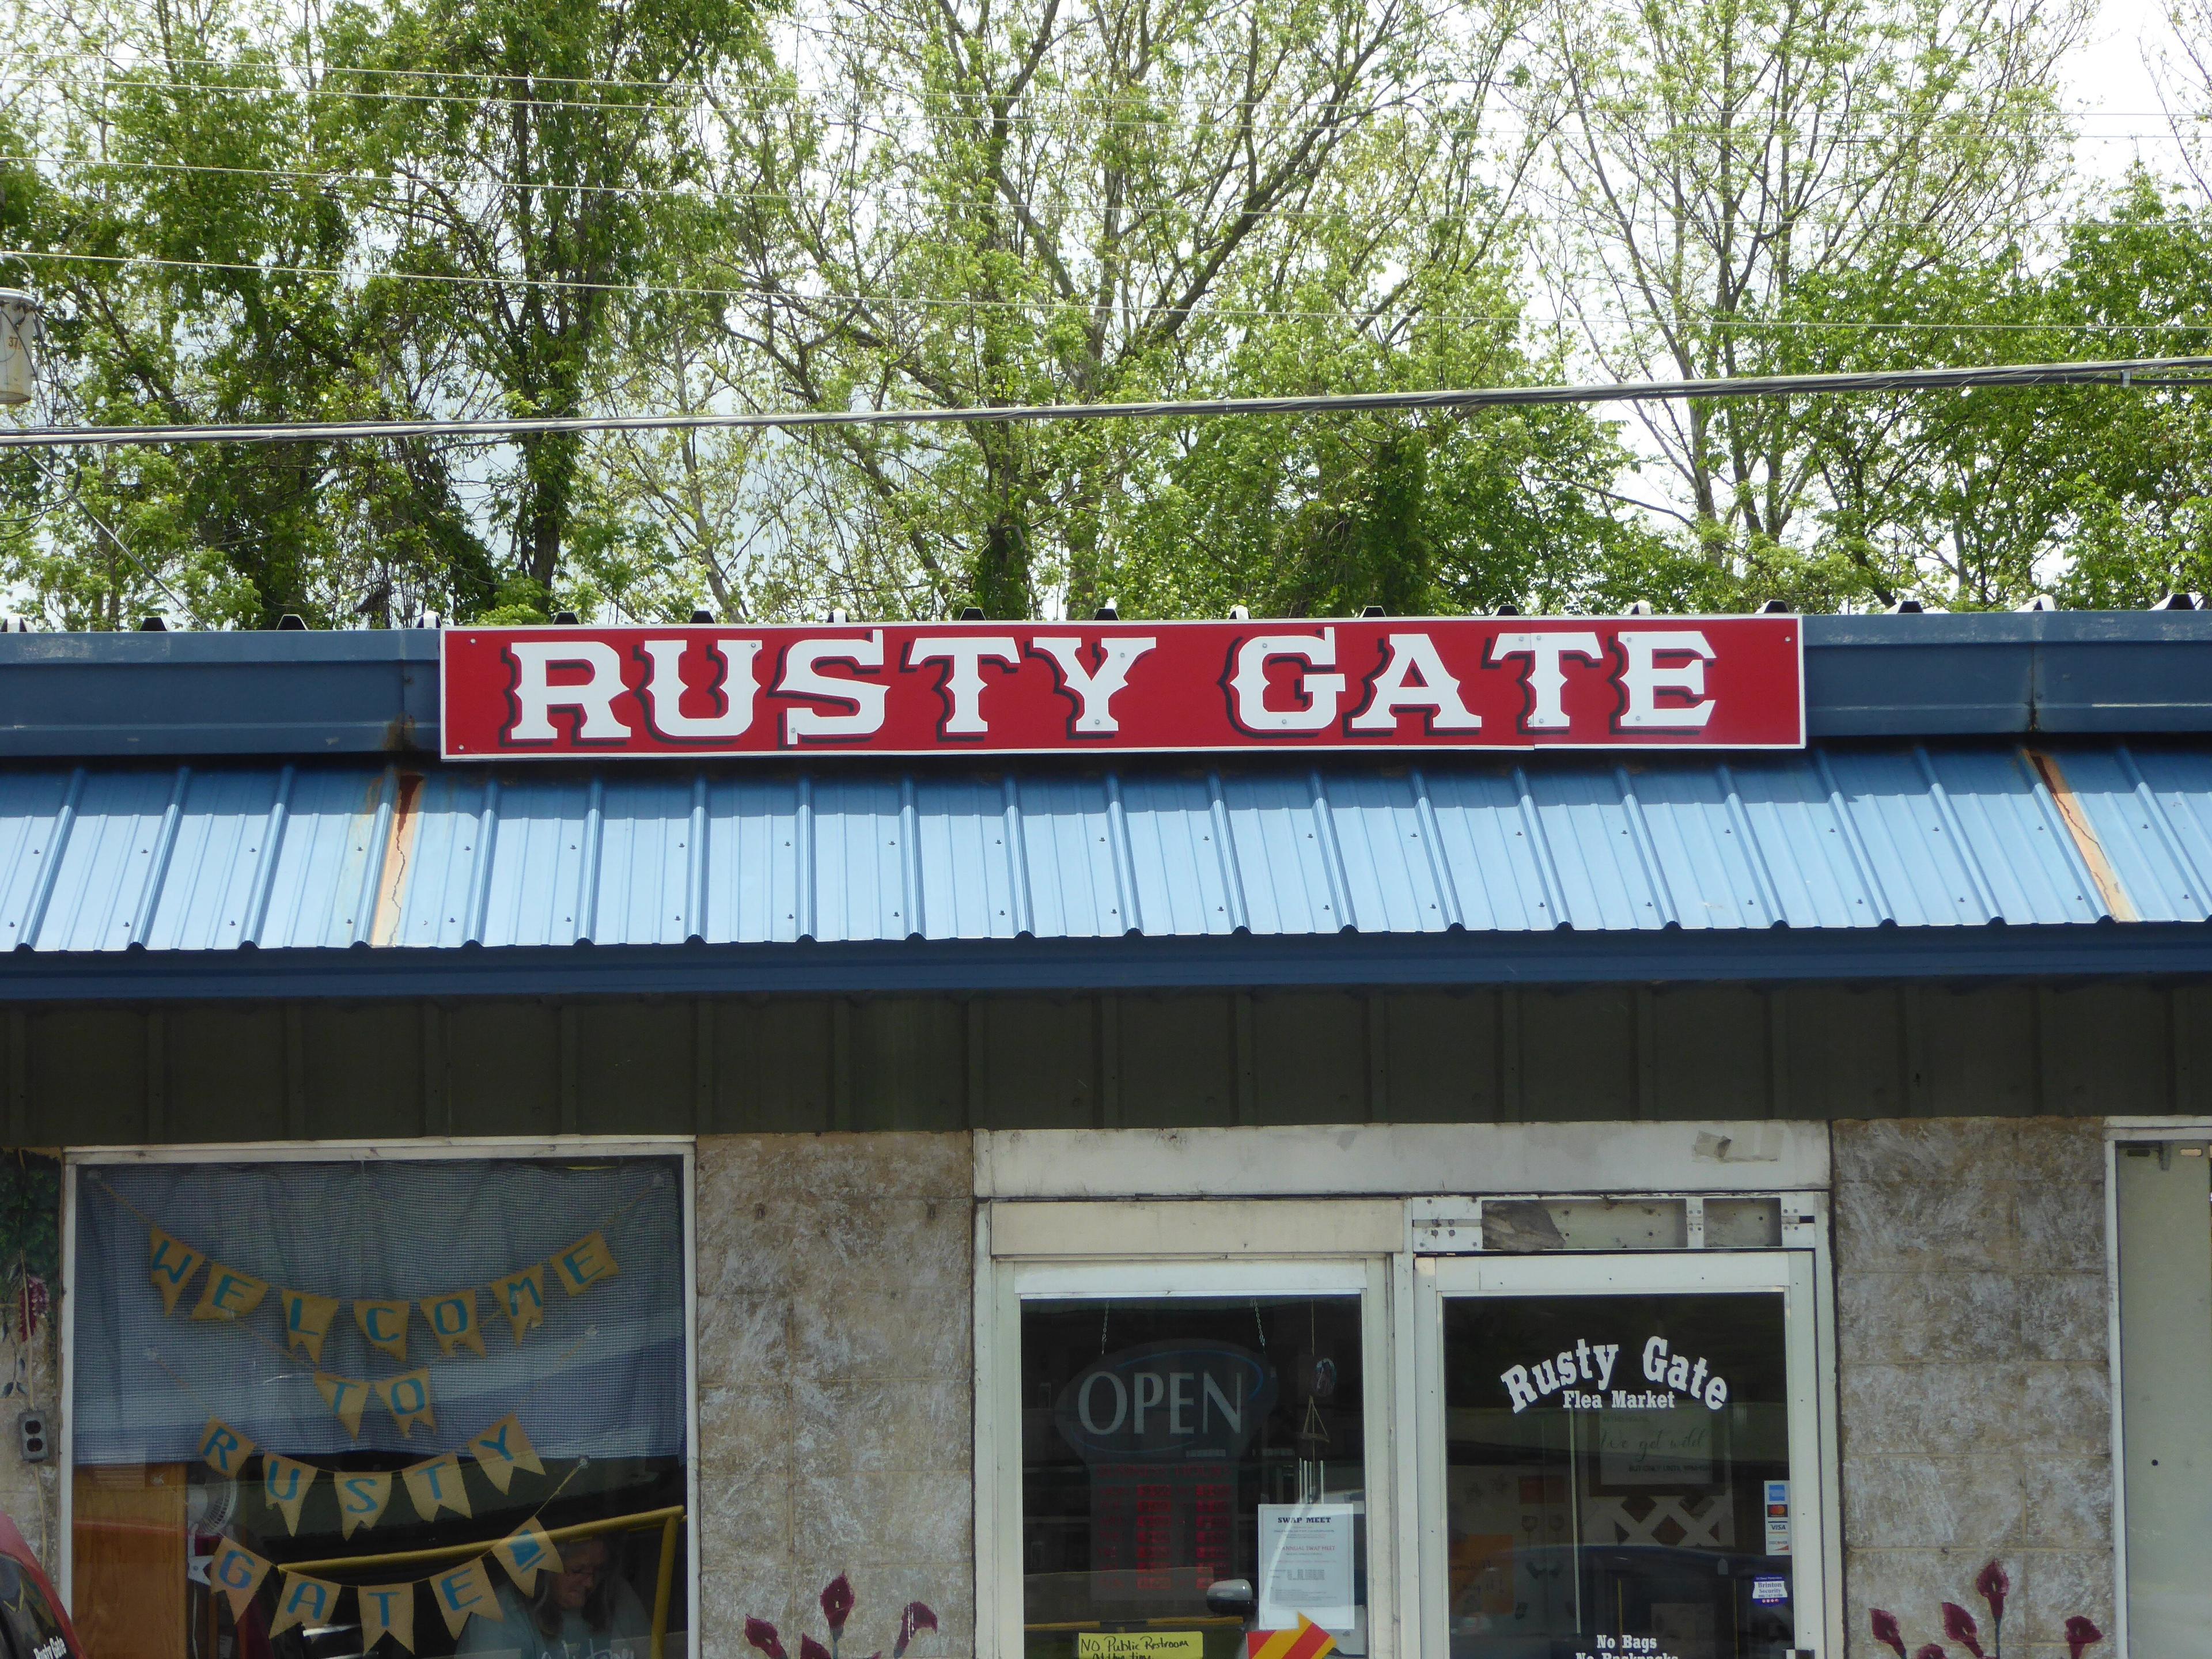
[3, 357, 2206, 449]
[9, 247, 2212, 336]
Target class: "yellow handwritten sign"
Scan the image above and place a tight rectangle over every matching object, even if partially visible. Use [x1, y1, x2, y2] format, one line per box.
[1077, 1635, 1206, 1659]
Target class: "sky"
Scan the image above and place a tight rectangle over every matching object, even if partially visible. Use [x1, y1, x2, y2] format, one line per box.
[2063, 0, 2194, 184]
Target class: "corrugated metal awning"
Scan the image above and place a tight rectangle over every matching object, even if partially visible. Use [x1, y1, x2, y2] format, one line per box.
[0, 744, 2206, 998]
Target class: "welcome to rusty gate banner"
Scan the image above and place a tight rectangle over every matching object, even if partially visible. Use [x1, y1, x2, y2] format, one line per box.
[440, 615, 1805, 760]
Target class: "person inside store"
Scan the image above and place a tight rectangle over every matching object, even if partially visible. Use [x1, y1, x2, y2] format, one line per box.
[456, 1533, 653, 1659]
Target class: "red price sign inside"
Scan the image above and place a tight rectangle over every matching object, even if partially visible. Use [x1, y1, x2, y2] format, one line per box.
[440, 616, 1804, 760]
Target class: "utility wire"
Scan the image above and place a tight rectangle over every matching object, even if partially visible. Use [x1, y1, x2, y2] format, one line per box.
[3, 356, 2206, 449]
[11, 248, 2212, 335]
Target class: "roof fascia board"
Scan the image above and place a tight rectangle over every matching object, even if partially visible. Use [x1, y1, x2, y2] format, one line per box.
[1, 922, 2207, 1001]
[0, 613, 2209, 757]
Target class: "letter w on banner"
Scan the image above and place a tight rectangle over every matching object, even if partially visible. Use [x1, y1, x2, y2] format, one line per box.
[146, 1228, 205, 1315]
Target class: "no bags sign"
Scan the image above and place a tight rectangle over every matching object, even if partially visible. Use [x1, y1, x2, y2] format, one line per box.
[438, 616, 1805, 760]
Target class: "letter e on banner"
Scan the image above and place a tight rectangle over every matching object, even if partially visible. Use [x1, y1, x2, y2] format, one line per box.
[190, 1261, 268, 1322]
[431, 1558, 502, 1637]
[552, 1231, 620, 1296]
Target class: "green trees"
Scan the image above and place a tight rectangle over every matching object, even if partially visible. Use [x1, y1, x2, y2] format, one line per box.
[2, 0, 2211, 623]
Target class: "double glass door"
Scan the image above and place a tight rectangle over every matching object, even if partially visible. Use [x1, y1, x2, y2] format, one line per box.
[1001, 1242, 1828, 1659]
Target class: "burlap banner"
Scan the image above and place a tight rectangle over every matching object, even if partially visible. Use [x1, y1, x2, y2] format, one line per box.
[196, 1414, 541, 1540]
[141, 1215, 622, 1370]
[207, 1515, 567, 1642]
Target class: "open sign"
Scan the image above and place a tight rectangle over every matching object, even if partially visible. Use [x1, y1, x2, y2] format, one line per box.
[1055, 1339, 1278, 1460]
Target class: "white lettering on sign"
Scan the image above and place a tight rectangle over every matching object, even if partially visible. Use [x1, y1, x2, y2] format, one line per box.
[779, 631, 888, 743]
[1027, 635, 1158, 734]
[639, 638, 762, 741]
[1230, 630, 1347, 733]
[908, 635, 1022, 736]
[1487, 631, 1607, 729]
[1501, 1338, 1622, 1412]
[1074, 1368, 1247, 1437]
[1349, 632, 1482, 732]
[1618, 631, 1717, 729]
[507, 640, 631, 743]
[1641, 1334, 1730, 1410]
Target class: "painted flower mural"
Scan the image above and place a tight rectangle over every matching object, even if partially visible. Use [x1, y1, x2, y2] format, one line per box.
[1869, 1560, 2101, 1659]
[749, 1578, 941, 1659]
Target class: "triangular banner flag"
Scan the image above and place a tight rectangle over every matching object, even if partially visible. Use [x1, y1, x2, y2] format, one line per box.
[262, 1455, 316, 1535]
[191, 1262, 269, 1323]
[198, 1417, 255, 1479]
[355, 1298, 411, 1362]
[147, 1227, 206, 1316]
[336, 1468, 395, 1539]
[269, 1569, 344, 1637]
[316, 1373, 372, 1438]
[375, 1368, 437, 1438]
[429, 1557, 502, 1637]
[280, 1289, 341, 1364]
[492, 1516, 562, 1594]
[402, 1453, 472, 1521]
[490, 1264, 548, 1344]
[207, 1538, 271, 1620]
[418, 1289, 487, 1359]
[551, 1231, 620, 1296]
[465, 1414, 544, 1495]
[360, 1581, 418, 1652]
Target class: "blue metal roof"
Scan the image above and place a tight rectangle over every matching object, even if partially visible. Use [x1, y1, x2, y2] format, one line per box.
[0, 747, 2207, 982]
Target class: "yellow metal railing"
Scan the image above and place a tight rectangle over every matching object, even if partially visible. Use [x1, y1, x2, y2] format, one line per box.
[283, 1505, 686, 1659]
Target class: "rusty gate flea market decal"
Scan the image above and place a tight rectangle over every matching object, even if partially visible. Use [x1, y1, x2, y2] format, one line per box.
[440, 616, 1804, 760]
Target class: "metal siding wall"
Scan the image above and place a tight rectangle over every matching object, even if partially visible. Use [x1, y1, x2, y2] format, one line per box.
[0, 982, 2194, 1145]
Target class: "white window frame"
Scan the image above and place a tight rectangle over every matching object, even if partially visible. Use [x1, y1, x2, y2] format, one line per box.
[58, 1135, 699, 1630]
[1412, 1249, 1831, 1659]
[2102, 1116, 2212, 1659]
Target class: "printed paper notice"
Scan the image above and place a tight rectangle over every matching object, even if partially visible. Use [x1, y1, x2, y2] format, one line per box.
[1079, 1634, 1203, 1659]
[1257, 1503, 1358, 1632]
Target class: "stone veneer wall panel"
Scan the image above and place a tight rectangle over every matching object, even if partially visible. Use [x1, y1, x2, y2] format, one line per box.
[1836, 1118, 2112, 1659]
[696, 1134, 976, 1659]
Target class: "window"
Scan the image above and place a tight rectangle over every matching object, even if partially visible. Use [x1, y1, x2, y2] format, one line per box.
[68, 1152, 690, 1659]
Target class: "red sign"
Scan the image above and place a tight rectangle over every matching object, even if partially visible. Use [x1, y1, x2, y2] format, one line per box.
[439, 616, 1804, 760]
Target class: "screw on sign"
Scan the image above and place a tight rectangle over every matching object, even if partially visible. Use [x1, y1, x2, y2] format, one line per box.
[440, 616, 1805, 760]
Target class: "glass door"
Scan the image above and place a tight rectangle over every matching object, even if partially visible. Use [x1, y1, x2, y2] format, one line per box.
[1415, 1253, 1825, 1659]
[1002, 1260, 1395, 1659]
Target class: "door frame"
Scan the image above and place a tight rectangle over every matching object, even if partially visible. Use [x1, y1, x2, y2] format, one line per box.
[979, 1229, 1403, 1659]
[1411, 1250, 1830, 1659]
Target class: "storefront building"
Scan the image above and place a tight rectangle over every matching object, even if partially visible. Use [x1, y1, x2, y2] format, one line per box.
[0, 611, 2203, 1659]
